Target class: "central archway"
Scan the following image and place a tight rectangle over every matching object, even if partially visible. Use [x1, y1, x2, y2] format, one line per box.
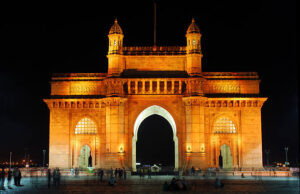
[132, 105, 178, 171]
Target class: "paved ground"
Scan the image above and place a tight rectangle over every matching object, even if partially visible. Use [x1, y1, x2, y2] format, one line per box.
[0, 175, 299, 193]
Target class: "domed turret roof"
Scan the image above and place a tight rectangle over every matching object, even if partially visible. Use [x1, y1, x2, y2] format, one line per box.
[109, 18, 123, 35]
[186, 18, 200, 34]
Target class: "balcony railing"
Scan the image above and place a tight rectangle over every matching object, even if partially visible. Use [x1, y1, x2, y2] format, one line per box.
[123, 79, 186, 95]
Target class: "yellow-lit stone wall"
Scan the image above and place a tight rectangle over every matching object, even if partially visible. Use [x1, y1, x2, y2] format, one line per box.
[44, 19, 267, 171]
[240, 108, 264, 168]
[44, 74, 266, 170]
[48, 108, 71, 168]
[124, 56, 186, 71]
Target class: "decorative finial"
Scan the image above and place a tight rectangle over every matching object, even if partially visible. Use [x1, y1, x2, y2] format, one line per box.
[109, 18, 123, 35]
[186, 18, 200, 34]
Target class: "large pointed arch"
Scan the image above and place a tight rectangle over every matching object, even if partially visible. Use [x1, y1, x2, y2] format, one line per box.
[132, 105, 178, 171]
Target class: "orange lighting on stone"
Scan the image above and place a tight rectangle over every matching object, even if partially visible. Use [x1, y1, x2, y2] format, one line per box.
[44, 18, 267, 170]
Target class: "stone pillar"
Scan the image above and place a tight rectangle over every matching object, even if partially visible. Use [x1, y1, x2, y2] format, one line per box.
[47, 106, 71, 169]
[135, 81, 137, 94]
[142, 80, 145, 94]
[128, 81, 131, 94]
[150, 80, 153, 93]
[103, 97, 127, 168]
[184, 99, 192, 168]
[183, 97, 207, 169]
[73, 135, 78, 168]
[179, 81, 182, 94]
[171, 80, 174, 94]
[240, 99, 266, 169]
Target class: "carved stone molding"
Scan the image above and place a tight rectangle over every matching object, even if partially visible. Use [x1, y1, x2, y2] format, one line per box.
[44, 99, 106, 109]
[185, 78, 205, 96]
[205, 98, 267, 108]
[103, 97, 127, 106]
[183, 96, 206, 106]
[182, 97, 267, 108]
[104, 78, 124, 97]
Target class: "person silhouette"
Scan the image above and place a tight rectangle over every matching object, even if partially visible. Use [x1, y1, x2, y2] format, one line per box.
[219, 151, 223, 169]
[88, 152, 92, 167]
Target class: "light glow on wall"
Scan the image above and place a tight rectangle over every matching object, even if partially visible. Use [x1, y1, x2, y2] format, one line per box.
[186, 145, 192, 152]
[119, 145, 124, 153]
[200, 143, 205, 152]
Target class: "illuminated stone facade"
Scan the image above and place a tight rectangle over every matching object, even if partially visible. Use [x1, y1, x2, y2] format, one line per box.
[44, 19, 267, 171]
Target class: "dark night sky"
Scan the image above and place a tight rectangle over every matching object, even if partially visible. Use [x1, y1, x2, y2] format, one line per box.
[0, 1, 298, 166]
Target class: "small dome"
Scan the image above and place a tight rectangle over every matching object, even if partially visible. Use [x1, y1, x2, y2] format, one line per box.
[109, 18, 123, 35]
[186, 18, 200, 34]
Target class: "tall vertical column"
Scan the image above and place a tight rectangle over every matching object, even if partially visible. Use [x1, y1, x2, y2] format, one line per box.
[73, 135, 78, 168]
[45, 101, 71, 169]
[118, 100, 125, 167]
[104, 97, 127, 168]
[183, 97, 207, 169]
[198, 99, 207, 167]
[105, 103, 111, 153]
[240, 98, 267, 169]
[184, 99, 192, 155]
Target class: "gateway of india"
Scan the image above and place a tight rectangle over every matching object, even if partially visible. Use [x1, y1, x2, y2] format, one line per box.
[44, 18, 267, 171]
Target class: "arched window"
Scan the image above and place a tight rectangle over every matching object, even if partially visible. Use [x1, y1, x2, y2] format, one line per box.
[75, 118, 97, 134]
[213, 117, 236, 133]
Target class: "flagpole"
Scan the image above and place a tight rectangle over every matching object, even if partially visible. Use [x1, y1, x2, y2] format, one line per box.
[154, 1, 157, 46]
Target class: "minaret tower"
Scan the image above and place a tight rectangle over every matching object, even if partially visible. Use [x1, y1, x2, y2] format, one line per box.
[186, 18, 202, 75]
[107, 19, 124, 76]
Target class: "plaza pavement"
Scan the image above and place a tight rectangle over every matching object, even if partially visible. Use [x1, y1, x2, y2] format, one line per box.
[0, 175, 299, 193]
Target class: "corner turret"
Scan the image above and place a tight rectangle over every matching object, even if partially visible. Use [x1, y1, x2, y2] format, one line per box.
[107, 19, 124, 76]
[186, 18, 202, 75]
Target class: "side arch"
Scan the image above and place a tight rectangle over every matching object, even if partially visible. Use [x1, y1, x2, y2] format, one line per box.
[132, 105, 178, 171]
[72, 116, 99, 168]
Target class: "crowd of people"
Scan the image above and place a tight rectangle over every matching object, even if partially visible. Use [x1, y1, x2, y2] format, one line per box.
[107, 167, 127, 186]
[137, 167, 152, 179]
[0, 167, 22, 191]
[0, 166, 227, 191]
[47, 168, 61, 188]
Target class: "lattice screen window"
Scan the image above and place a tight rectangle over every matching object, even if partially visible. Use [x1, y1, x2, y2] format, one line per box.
[213, 117, 236, 133]
[75, 118, 97, 134]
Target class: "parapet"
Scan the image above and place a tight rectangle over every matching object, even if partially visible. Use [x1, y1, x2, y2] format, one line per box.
[122, 46, 186, 55]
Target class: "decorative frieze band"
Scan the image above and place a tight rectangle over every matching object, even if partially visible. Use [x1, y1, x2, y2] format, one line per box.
[44, 97, 127, 109]
[183, 97, 267, 108]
